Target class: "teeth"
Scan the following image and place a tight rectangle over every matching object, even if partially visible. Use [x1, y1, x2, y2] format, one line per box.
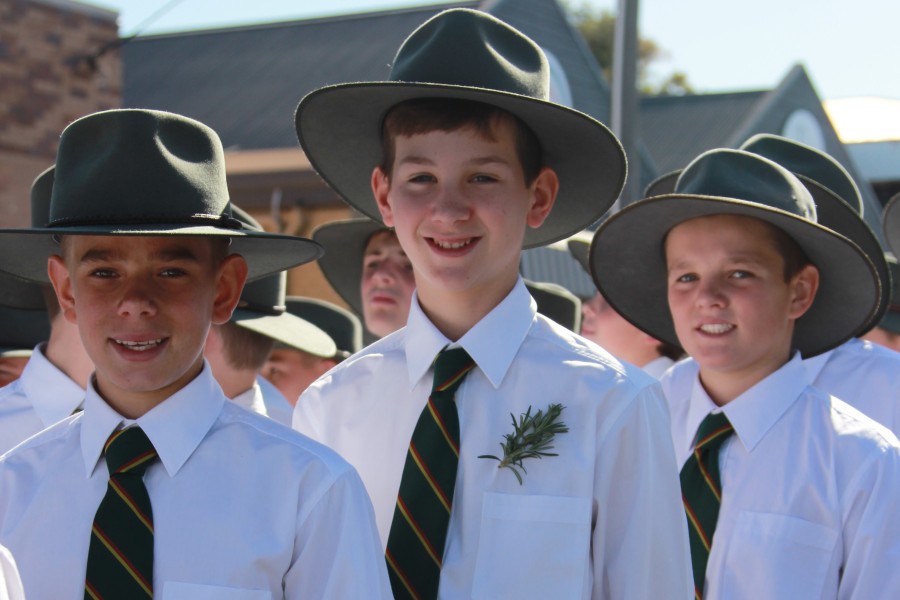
[115, 339, 163, 351]
[434, 239, 472, 249]
[700, 323, 734, 334]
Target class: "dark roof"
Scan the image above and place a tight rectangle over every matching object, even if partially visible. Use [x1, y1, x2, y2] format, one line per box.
[123, 2, 479, 150]
[640, 90, 766, 173]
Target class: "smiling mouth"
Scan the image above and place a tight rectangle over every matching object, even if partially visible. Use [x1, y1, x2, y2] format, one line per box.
[431, 238, 474, 250]
[698, 323, 734, 334]
[113, 338, 164, 351]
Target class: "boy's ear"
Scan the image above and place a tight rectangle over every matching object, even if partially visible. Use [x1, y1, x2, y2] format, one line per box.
[526, 167, 559, 229]
[371, 167, 394, 227]
[788, 264, 820, 320]
[47, 255, 78, 325]
[211, 254, 249, 325]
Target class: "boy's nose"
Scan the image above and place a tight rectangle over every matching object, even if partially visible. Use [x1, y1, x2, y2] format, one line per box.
[696, 279, 727, 308]
[431, 189, 471, 223]
[117, 280, 158, 317]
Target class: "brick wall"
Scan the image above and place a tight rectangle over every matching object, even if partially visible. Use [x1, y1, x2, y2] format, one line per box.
[0, 0, 120, 226]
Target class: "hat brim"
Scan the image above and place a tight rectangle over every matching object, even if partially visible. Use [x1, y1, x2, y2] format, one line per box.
[0, 227, 322, 283]
[590, 195, 880, 357]
[0, 272, 46, 310]
[296, 82, 626, 248]
[885, 194, 900, 256]
[232, 309, 337, 358]
[312, 219, 388, 316]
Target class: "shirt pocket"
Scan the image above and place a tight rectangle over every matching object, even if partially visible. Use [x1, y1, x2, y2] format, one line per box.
[162, 582, 274, 600]
[472, 493, 591, 600]
[722, 511, 838, 599]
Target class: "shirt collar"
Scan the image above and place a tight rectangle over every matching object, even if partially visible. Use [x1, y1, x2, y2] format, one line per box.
[80, 361, 225, 478]
[803, 347, 835, 382]
[688, 353, 807, 453]
[405, 278, 536, 390]
[21, 343, 85, 426]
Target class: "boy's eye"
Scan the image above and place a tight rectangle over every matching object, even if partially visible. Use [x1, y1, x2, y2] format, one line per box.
[89, 268, 117, 278]
[408, 173, 436, 184]
[673, 273, 696, 284]
[160, 268, 187, 277]
[471, 174, 498, 183]
[730, 270, 752, 279]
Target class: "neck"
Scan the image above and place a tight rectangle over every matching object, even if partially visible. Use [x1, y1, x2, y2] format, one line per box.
[417, 276, 517, 341]
[45, 316, 93, 389]
[698, 352, 792, 406]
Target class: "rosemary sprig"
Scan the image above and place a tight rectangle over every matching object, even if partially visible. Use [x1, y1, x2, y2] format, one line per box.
[479, 403, 568, 485]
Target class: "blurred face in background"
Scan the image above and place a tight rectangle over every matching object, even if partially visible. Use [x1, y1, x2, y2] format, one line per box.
[360, 231, 415, 338]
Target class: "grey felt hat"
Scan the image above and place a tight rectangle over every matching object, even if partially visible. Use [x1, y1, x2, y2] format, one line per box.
[312, 218, 392, 316]
[228, 207, 336, 359]
[590, 148, 879, 358]
[295, 8, 626, 248]
[0, 109, 322, 283]
[0, 305, 50, 358]
[886, 194, 900, 256]
[283, 297, 363, 359]
[879, 254, 900, 335]
[525, 280, 581, 333]
[566, 230, 593, 275]
[0, 166, 55, 310]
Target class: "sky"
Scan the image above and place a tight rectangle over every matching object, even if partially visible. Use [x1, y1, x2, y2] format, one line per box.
[88, 0, 900, 101]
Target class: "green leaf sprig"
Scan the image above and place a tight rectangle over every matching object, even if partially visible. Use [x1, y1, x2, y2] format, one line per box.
[479, 403, 569, 485]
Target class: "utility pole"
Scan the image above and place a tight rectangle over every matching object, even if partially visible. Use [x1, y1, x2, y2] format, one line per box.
[611, 0, 640, 208]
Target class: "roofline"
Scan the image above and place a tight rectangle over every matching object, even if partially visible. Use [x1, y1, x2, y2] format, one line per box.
[126, 1, 479, 40]
[31, 0, 118, 21]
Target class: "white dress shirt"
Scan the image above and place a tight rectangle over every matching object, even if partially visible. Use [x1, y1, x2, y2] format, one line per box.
[662, 355, 900, 599]
[804, 337, 900, 435]
[0, 343, 84, 453]
[0, 363, 390, 599]
[257, 376, 293, 426]
[295, 279, 692, 599]
[0, 546, 24, 600]
[229, 380, 269, 417]
[642, 355, 675, 379]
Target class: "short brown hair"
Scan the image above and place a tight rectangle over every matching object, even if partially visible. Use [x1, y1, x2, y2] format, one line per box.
[214, 321, 274, 371]
[380, 98, 542, 185]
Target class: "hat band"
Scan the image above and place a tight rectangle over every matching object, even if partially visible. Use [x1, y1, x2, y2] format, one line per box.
[46, 213, 244, 230]
[237, 300, 286, 317]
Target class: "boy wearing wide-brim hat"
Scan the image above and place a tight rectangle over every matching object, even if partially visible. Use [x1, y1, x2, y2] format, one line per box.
[0, 109, 389, 598]
[204, 206, 336, 425]
[0, 167, 93, 454]
[863, 254, 900, 352]
[0, 304, 49, 387]
[591, 148, 900, 598]
[313, 217, 414, 341]
[294, 8, 691, 599]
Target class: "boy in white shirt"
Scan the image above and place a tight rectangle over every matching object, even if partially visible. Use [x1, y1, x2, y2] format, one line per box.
[591, 147, 900, 599]
[293, 8, 691, 599]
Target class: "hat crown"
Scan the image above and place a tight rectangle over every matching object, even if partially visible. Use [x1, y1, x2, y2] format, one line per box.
[50, 109, 236, 228]
[740, 134, 862, 215]
[390, 8, 549, 100]
[676, 149, 817, 221]
[30, 166, 54, 228]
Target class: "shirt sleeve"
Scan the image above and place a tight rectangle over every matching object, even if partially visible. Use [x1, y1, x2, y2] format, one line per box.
[284, 463, 391, 599]
[0, 544, 25, 600]
[593, 381, 694, 599]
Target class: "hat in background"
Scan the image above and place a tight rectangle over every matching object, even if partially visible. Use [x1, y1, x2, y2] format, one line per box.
[295, 8, 626, 248]
[643, 170, 679, 198]
[0, 109, 322, 283]
[590, 148, 879, 357]
[312, 217, 391, 316]
[739, 134, 890, 332]
[228, 206, 336, 359]
[525, 280, 581, 333]
[879, 254, 900, 335]
[885, 193, 900, 256]
[0, 305, 50, 358]
[283, 297, 363, 359]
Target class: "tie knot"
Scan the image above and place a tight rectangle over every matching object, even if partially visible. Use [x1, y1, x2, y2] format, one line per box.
[431, 347, 475, 397]
[694, 411, 734, 452]
[104, 427, 158, 476]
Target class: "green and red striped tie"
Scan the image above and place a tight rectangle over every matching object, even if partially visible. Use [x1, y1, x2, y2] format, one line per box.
[85, 426, 158, 599]
[386, 347, 475, 600]
[680, 411, 734, 600]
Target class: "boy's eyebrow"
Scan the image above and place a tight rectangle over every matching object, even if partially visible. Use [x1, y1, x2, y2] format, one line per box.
[77, 244, 203, 263]
[395, 155, 512, 167]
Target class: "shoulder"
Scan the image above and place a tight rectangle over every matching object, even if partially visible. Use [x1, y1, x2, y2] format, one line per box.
[307, 329, 407, 393]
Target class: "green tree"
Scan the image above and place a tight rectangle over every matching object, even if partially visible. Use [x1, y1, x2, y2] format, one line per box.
[566, 2, 693, 96]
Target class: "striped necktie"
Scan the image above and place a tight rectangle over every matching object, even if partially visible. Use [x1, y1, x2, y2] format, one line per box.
[680, 411, 734, 600]
[386, 347, 476, 600]
[85, 427, 158, 599]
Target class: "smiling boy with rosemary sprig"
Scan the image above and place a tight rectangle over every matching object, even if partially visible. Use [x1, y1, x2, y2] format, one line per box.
[293, 9, 692, 599]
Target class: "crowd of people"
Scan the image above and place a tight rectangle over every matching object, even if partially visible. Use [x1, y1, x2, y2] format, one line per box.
[0, 7, 898, 599]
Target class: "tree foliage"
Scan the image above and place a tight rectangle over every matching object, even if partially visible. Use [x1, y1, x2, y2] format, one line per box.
[566, 2, 693, 96]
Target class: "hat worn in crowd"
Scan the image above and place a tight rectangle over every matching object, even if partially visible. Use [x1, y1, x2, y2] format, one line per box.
[738, 134, 890, 332]
[0, 109, 322, 284]
[283, 297, 363, 359]
[885, 193, 900, 256]
[879, 254, 900, 335]
[590, 148, 879, 358]
[524, 280, 581, 333]
[228, 207, 336, 359]
[0, 305, 50, 358]
[312, 218, 393, 316]
[295, 8, 626, 248]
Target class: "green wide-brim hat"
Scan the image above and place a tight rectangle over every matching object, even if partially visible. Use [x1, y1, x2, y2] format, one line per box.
[0, 109, 322, 283]
[879, 255, 900, 335]
[0, 305, 50, 358]
[590, 149, 879, 358]
[295, 8, 626, 248]
[566, 230, 594, 275]
[885, 194, 900, 256]
[283, 296, 363, 358]
[312, 218, 392, 316]
[524, 280, 581, 333]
